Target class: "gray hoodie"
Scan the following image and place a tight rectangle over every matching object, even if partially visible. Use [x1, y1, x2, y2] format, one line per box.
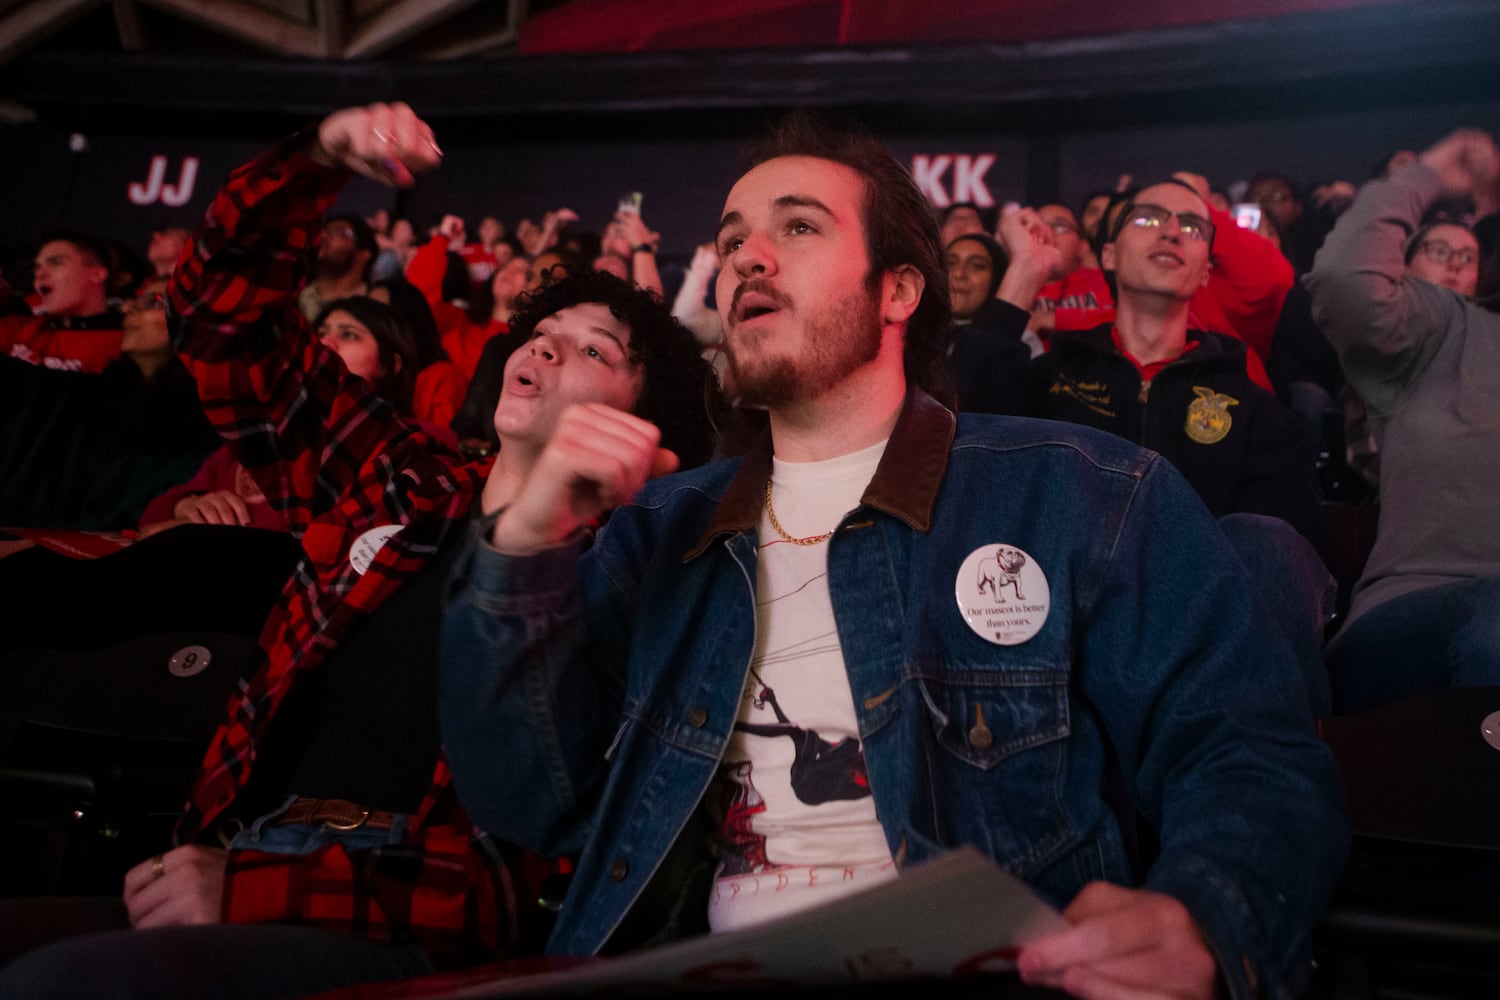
[1306, 162, 1500, 631]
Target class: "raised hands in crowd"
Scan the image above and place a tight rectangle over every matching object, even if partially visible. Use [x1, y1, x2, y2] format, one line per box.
[1419, 127, 1500, 214]
[994, 205, 1064, 312]
[3, 93, 1500, 1000]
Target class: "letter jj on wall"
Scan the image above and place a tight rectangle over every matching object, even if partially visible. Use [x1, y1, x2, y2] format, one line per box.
[129, 156, 199, 206]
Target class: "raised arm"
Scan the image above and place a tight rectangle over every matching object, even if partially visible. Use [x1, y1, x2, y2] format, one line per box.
[1305, 129, 1499, 413]
[441, 404, 677, 853]
[996, 207, 1064, 313]
[671, 243, 725, 345]
[1198, 207, 1294, 368]
[167, 103, 443, 529]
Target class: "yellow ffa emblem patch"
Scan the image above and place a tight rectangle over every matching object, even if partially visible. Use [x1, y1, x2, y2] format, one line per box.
[1185, 386, 1238, 444]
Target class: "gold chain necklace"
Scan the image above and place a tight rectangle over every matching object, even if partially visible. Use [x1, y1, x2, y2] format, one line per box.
[764, 479, 835, 546]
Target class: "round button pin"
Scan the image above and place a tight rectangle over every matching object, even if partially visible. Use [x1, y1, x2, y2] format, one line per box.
[1481, 711, 1500, 753]
[349, 524, 404, 575]
[955, 544, 1051, 646]
[168, 645, 212, 678]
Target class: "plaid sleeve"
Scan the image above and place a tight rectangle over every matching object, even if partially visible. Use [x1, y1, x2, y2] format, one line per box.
[167, 136, 409, 532]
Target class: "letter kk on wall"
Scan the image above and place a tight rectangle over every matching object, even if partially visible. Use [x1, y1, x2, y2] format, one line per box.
[911, 154, 996, 207]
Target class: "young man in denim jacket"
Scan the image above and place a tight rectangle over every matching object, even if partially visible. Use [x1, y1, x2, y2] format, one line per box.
[441, 117, 1348, 1000]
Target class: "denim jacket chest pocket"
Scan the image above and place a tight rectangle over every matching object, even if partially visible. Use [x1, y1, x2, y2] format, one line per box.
[909, 660, 1075, 875]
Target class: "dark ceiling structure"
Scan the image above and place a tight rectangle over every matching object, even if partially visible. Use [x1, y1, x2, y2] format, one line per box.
[0, 0, 1417, 64]
[0, 0, 1496, 140]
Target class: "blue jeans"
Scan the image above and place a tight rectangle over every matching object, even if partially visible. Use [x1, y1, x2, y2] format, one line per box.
[1327, 578, 1500, 713]
[229, 793, 413, 854]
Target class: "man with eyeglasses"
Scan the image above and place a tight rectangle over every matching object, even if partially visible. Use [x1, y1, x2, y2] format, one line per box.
[1032, 204, 1114, 340]
[1405, 219, 1482, 296]
[1026, 182, 1293, 387]
[1023, 180, 1324, 548]
[1308, 128, 1500, 713]
[298, 214, 378, 322]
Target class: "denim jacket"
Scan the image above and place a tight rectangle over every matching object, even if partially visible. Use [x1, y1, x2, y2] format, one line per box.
[440, 390, 1347, 999]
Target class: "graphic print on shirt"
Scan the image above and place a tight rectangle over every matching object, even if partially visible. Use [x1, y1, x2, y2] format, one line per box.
[1035, 290, 1103, 312]
[715, 665, 873, 876]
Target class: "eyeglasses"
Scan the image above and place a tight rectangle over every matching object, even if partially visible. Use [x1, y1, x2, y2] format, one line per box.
[1124, 204, 1215, 244]
[1418, 240, 1479, 269]
[323, 224, 357, 240]
[131, 291, 167, 311]
[1044, 218, 1079, 237]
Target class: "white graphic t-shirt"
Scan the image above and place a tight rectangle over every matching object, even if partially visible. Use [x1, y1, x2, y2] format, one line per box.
[708, 439, 897, 932]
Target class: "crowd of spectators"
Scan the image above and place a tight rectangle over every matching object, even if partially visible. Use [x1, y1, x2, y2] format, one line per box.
[0, 104, 1497, 998]
[3, 122, 1496, 714]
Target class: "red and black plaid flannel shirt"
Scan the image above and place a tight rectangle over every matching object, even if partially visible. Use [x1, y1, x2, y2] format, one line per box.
[167, 136, 547, 965]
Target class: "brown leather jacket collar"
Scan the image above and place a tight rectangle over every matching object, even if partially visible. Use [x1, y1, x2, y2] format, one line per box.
[684, 388, 956, 561]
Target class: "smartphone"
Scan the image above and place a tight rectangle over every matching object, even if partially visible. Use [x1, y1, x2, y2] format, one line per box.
[617, 191, 643, 216]
[1232, 203, 1262, 231]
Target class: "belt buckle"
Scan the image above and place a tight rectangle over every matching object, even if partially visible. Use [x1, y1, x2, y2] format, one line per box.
[324, 808, 370, 831]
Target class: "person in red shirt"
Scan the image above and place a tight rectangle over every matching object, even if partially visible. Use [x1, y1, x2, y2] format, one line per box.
[1034, 203, 1115, 341]
[1, 232, 123, 373]
[370, 277, 467, 429]
[407, 218, 532, 386]
[1174, 171, 1295, 375]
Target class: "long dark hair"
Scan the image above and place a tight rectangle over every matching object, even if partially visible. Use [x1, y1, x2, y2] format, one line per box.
[372, 277, 446, 370]
[314, 296, 417, 414]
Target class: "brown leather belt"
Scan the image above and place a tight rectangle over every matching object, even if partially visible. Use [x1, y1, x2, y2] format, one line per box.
[273, 797, 398, 831]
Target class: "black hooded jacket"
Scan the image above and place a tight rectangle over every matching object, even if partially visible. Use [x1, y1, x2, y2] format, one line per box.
[1025, 324, 1322, 546]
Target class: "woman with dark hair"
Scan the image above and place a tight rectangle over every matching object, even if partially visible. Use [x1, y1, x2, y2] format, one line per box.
[140, 296, 432, 533]
[371, 277, 466, 427]
[313, 296, 417, 411]
[942, 233, 1029, 414]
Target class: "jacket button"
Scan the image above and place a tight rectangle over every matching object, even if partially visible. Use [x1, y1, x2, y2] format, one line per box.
[968, 723, 993, 749]
[610, 857, 629, 882]
[687, 707, 709, 729]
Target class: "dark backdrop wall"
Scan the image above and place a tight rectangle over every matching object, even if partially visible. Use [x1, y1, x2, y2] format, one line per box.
[5, 101, 1497, 274]
[2, 1, 1497, 271]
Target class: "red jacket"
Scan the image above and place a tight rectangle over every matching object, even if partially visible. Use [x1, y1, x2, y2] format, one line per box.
[1, 314, 123, 373]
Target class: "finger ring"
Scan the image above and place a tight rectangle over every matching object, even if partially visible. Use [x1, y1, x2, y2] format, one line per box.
[372, 127, 395, 145]
[152, 854, 165, 881]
